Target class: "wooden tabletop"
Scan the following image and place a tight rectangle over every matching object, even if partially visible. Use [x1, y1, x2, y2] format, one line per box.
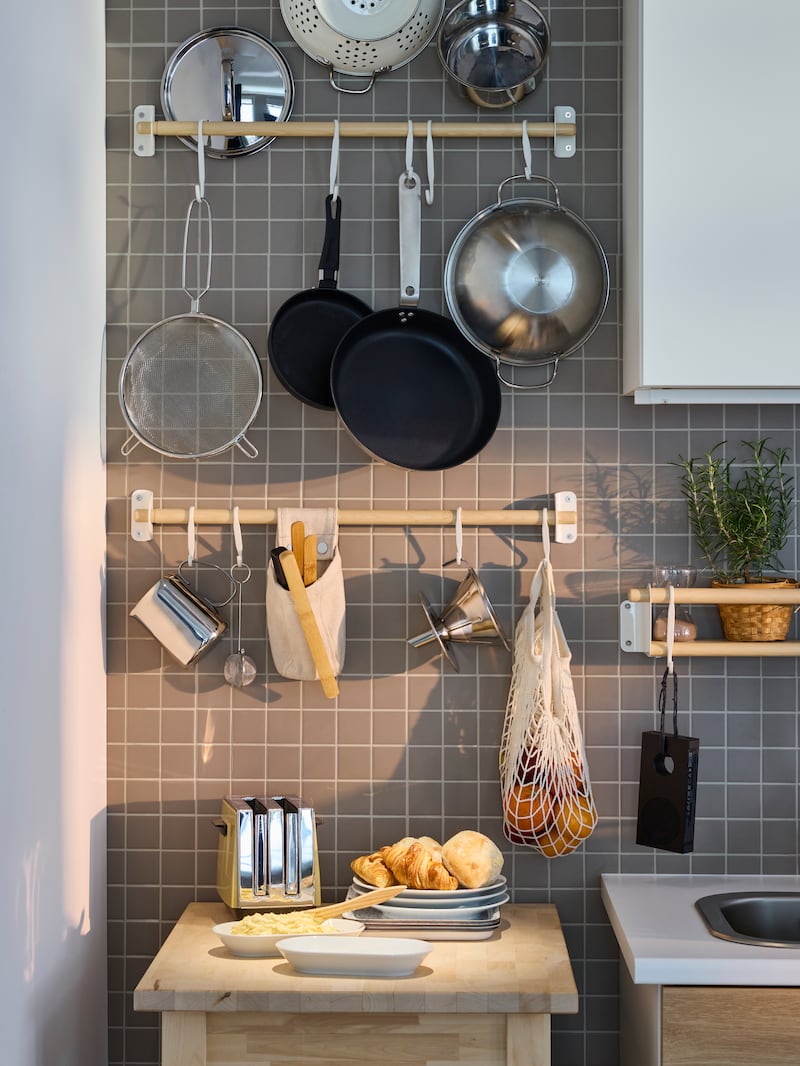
[134, 902, 578, 1016]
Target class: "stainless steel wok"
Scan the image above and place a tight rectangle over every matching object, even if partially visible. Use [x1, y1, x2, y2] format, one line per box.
[444, 174, 610, 388]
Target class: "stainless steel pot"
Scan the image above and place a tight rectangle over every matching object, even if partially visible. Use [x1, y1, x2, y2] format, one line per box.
[444, 174, 610, 388]
[436, 0, 550, 109]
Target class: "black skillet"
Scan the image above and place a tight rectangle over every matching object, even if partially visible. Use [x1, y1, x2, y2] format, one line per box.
[330, 172, 501, 471]
[268, 194, 372, 409]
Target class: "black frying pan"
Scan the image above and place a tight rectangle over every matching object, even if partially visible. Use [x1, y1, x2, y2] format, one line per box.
[330, 173, 502, 471]
[268, 194, 371, 409]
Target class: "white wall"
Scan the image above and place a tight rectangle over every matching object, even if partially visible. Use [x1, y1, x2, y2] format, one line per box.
[0, 0, 108, 1063]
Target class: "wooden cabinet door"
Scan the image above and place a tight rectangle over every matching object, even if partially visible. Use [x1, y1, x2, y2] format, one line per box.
[662, 986, 800, 1066]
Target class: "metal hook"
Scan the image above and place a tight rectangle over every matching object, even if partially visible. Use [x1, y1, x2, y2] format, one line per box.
[424, 120, 435, 205]
[187, 506, 196, 565]
[454, 505, 463, 565]
[329, 118, 340, 202]
[195, 120, 206, 201]
[404, 119, 418, 182]
[521, 119, 532, 180]
[541, 506, 550, 559]
[232, 505, 244, 568]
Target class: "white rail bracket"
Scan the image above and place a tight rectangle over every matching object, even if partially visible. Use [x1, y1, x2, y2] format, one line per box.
[553, 106, 576, 158]
[133, 105, 155, 158]
[619, 600, 652, 654]
[553, 490, 577, 544]
[131, 489, 154, 542]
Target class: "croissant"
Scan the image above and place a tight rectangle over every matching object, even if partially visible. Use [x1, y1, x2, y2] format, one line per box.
[380, 838, 458, 891]
[350, 852, 398, 888]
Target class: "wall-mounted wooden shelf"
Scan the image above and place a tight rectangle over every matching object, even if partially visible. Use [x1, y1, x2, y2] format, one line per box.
[619, 586, 800, 658]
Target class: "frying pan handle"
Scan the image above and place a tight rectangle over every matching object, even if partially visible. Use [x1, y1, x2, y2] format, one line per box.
[328, 66, 378, 94]
[398, 171, 421, 307]
[498, 173, 562, 211]
[495, 356, 560, 390]
[318, 193, 342, 289]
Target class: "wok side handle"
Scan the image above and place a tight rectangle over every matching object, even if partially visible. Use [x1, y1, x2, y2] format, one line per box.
[495, 357, 559, 390]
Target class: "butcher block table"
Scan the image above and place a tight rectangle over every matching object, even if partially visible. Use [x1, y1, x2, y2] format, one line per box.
[134, 902, 578, 1066]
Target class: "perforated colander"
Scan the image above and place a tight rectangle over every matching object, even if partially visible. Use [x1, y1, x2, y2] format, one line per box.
[280, 0, 444, 91]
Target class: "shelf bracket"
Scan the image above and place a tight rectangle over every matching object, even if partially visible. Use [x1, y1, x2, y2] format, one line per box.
[553, 106, 576, 158]
[130, 488, 154, 542]
[133, 104, 155, 158]
[620, 600, 652, 654]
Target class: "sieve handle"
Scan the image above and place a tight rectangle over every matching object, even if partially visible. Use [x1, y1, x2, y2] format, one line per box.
[182, 196, 213, 312]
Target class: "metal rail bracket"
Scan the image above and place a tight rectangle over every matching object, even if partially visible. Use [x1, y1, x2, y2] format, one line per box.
[554, 106, 576, 158]
[130, 489, 154, 542]
[133, 105, 155, 158]
[619, 600, 653, 654]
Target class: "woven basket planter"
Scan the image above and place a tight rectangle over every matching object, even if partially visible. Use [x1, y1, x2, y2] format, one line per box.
[712, 579, 799, 641]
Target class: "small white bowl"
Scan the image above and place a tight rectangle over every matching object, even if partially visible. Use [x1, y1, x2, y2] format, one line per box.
[212, 917, 364, 958]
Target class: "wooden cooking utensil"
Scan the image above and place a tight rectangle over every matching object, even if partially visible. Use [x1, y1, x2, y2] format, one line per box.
[303, 533, 317, 586]
[279, 550, 339, 699]
[290, 521, 305, 574]
[310, 884, 407, 920]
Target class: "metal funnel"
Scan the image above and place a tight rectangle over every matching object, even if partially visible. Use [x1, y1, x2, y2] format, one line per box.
[408, 566, 510, 671]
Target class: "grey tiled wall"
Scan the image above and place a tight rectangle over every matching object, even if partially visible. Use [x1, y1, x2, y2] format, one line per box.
[106, 1, 800, 1064]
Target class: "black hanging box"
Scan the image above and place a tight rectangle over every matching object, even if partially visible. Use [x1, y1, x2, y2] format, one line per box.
[636, 668, 699, 854]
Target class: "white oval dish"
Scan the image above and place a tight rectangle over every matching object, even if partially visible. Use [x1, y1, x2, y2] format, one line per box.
[276, 934, 431, 976]
[212, 917, 364, 958]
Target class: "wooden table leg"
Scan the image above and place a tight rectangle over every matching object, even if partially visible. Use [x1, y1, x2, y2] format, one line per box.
[506, 1014, 550, 1066]
[162, 1012, 207, 1066]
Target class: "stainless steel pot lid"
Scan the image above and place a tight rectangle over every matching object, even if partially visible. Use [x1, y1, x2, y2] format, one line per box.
[161, 27, 294, 159]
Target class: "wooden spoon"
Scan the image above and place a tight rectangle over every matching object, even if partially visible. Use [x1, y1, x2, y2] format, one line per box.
[310, 884, 407, 920]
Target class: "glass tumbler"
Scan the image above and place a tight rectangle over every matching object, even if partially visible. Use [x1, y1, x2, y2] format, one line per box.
[652, 565, 697, 641]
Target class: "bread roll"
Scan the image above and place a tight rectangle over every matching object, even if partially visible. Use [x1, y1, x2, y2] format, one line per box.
[441, 830, 504, 888]
[417, 836, 443, 863]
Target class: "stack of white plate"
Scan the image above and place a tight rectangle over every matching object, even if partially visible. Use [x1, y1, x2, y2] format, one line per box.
[344, 875, 509, 940]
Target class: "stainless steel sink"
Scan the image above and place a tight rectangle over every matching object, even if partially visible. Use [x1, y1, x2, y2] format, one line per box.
[696, 892, 800, 948]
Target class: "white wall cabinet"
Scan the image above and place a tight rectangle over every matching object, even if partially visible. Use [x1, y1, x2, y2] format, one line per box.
[623, 0, 800, 404]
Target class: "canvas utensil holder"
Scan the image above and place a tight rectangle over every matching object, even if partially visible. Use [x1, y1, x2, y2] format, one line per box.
[636, 591, 700, 854]
[266, 507, 346, 680]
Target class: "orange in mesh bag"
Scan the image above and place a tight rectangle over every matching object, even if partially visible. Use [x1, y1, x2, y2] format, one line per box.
[500, 522, 597, 857]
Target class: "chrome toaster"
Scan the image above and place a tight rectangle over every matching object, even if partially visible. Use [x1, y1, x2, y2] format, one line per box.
[214, 795, 321, 911]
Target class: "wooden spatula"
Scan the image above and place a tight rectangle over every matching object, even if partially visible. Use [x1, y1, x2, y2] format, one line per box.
[290, 521, 305, 574]
[279, 550, 339, 699]
[310, 884, 407, 920]
[303, 533, 317, 586]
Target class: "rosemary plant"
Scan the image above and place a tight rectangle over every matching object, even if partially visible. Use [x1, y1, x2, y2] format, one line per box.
[675, 439, 795, 583]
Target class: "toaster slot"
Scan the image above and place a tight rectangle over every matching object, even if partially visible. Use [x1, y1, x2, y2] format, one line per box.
[278, 796, 300, 896]
[248, 797, 269, 897]
[262, 797, 285, 897]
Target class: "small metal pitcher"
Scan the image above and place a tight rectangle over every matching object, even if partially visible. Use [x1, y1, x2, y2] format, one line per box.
[130, 562, 233, 666]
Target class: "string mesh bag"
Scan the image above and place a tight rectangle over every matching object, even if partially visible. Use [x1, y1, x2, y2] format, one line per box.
[499, 514, 597, 857]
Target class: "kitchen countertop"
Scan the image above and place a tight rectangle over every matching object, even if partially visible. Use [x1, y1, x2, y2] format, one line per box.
[134, 901, 579, 1015]
[601, 873, 800, 986]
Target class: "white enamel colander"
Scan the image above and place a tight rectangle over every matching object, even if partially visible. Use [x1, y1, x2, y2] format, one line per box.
[280, 0, 444, 92]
